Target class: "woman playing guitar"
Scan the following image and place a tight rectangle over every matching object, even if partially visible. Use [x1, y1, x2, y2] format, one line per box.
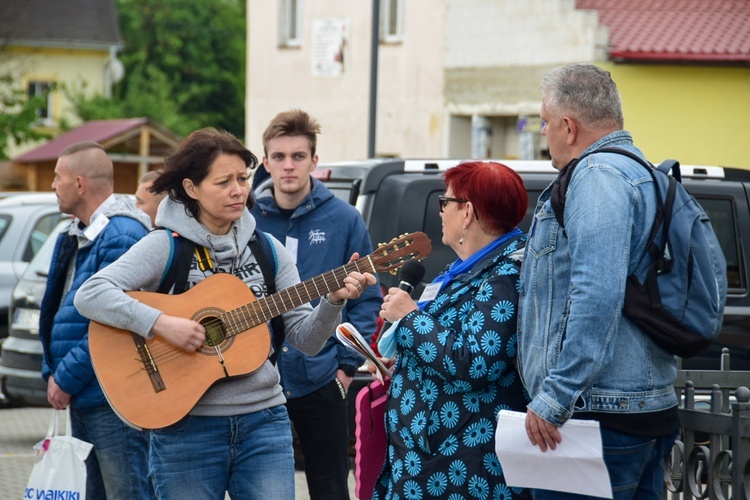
[75, 128, 376, 500]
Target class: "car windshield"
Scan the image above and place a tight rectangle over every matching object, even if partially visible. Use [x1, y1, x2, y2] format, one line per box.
[23, 218, 70, 278]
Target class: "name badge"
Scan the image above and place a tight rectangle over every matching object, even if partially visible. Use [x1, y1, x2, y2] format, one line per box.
[285, 237, 298, 265]
[419, 282, 441, 303]
[84, 214, 110, 241]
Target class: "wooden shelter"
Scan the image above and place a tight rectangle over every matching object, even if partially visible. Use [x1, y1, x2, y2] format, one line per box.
[10, 118, 181, 193]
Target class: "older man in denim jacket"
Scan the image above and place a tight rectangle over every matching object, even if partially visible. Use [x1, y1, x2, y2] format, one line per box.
[518, 64, 680, 499]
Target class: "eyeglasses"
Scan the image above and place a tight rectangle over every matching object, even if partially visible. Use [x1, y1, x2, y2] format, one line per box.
[438, 195, 480, 220]
[438, 195, 469, 213]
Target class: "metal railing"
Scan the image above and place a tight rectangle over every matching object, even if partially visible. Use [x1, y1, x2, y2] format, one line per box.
[667, 350, 750, 499]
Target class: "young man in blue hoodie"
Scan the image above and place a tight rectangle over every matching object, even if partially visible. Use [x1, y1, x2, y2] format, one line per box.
[252, 109, 381, 499]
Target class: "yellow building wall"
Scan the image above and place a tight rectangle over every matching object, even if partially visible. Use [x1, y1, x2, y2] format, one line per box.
[6, 46, 110, 157]
[603, 63, 750, 169]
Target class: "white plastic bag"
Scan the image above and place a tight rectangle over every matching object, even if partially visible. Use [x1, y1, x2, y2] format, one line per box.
[25, 409, 93, 499]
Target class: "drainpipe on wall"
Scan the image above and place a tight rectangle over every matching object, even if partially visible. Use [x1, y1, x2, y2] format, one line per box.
[368, 0, 380, 159]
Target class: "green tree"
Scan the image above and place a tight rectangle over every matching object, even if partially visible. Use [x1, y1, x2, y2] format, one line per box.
[71, 0, 246, 138]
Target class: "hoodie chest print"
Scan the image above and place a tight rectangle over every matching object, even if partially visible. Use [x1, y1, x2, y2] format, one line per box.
[308, 229, 326, 245]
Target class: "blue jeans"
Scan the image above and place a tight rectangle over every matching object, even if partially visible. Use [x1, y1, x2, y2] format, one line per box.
[533, 429, 679, 500]
[148, 406, 295, 500]
[69, 405, 155, 500]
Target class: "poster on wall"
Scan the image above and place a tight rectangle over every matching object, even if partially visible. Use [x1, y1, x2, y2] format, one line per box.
[312, 18, 349, 77]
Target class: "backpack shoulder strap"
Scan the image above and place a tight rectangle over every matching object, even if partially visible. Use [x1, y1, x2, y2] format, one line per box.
[550, 151, 598, 229]
[248, 229, 285, 364]
[550, 147, 661, 229]
[158, 229, 196, 295]
[655, 159, 682, 182]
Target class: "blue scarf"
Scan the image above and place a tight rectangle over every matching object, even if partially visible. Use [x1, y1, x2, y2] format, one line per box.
[416, 227, 523, 311]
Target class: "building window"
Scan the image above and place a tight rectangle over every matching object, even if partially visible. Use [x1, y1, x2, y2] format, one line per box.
[380, 0, 403, 43]
[27, 81, 53, 124]
[279, 0, 301, 47]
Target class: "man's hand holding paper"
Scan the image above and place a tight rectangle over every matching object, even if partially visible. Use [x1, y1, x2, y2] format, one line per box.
[495, 410, 613, 499]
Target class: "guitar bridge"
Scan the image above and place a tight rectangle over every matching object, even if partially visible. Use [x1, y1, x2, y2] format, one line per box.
[132, 333, 166, 393]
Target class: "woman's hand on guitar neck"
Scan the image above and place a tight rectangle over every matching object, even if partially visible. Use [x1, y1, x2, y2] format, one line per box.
[152, 314, 207, 352]
[328, 253, 377, 303]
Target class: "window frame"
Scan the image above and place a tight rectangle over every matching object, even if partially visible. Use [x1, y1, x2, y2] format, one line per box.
[26, 80, 54, 126]
[380, 0, 403, 43]
[23, 213, 63, 263]
[279, 0, 302, 47]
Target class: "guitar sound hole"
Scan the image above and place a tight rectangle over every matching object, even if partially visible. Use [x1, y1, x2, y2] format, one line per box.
[201, 317, 227, 347]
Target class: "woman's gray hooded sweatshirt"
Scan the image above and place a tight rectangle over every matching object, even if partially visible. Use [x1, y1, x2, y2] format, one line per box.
[75, 197, 346, 417]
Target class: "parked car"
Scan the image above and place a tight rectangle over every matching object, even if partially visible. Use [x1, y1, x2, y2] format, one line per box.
[0, 194, 136, 406]
[0, 217, 71, 406]
[0, 193, 63, 340]
[312, 158, 750, 372]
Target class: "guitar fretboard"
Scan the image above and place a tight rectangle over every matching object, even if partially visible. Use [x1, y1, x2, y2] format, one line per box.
[219, 255, 375, 336]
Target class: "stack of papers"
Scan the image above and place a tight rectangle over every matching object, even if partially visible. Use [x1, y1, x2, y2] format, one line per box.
[494, 410, 613, 498]
[336, 322, 392, 381]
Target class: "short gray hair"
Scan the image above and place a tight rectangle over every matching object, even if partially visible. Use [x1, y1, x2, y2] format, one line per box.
[540, 63, 624, 130]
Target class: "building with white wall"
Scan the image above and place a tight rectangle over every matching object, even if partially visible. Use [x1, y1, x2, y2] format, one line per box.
[247, 0, 750, 167]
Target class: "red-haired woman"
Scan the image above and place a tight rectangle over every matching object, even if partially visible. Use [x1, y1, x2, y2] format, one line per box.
[375, 161, 531, 499]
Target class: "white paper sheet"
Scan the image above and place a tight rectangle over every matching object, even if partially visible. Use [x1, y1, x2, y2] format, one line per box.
[495, 410, 613, 499]
[335, 322, 392, 380]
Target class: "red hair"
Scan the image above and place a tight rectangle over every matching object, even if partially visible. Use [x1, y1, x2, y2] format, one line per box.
[443, 161, 527, 234]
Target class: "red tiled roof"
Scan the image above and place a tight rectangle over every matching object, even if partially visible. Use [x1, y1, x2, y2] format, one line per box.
[14, 118, 149, 163]
[577, 0, 750, 63]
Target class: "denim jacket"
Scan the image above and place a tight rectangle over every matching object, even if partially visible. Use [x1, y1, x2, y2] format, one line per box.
[518, 131, 678, 426]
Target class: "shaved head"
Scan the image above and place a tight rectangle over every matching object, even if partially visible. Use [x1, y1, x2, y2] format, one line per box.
[53, 141, 114, 222]
[59, 142, 114, 192]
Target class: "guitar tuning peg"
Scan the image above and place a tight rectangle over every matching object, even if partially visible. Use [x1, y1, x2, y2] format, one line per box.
[388, 257, 405, 276]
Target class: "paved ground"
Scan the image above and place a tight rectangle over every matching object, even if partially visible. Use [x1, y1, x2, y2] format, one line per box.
[0, 406, 356, 499]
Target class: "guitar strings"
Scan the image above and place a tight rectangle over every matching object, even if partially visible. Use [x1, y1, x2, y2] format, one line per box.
[131, 252, 408, 371]
[136, 266, 356, 367]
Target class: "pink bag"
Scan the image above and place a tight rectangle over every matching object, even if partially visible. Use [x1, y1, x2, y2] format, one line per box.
[354, 378, 390, 500]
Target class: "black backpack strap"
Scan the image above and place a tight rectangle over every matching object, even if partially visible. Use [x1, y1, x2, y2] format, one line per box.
[157, 229, 196, 295]
[550, 156, 581, 228]
[551, 147, 656, 229]
[249, 229, 285, 365]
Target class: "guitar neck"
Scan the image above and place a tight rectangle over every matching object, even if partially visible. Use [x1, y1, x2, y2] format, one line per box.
[221, 255, 376, 337]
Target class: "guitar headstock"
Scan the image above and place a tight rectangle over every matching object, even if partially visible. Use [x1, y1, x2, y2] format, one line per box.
[369, 232, 432, 275]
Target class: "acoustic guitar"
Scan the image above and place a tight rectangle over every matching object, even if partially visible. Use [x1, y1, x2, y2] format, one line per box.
[88, 232, 431, 430]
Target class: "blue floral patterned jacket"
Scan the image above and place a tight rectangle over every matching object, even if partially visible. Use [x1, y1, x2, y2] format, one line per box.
[374, 233, 531, 500]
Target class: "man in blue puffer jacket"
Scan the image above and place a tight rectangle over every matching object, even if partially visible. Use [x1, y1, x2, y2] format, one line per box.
[40, 141, 154, 499]
[253, 110, 382, 499]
